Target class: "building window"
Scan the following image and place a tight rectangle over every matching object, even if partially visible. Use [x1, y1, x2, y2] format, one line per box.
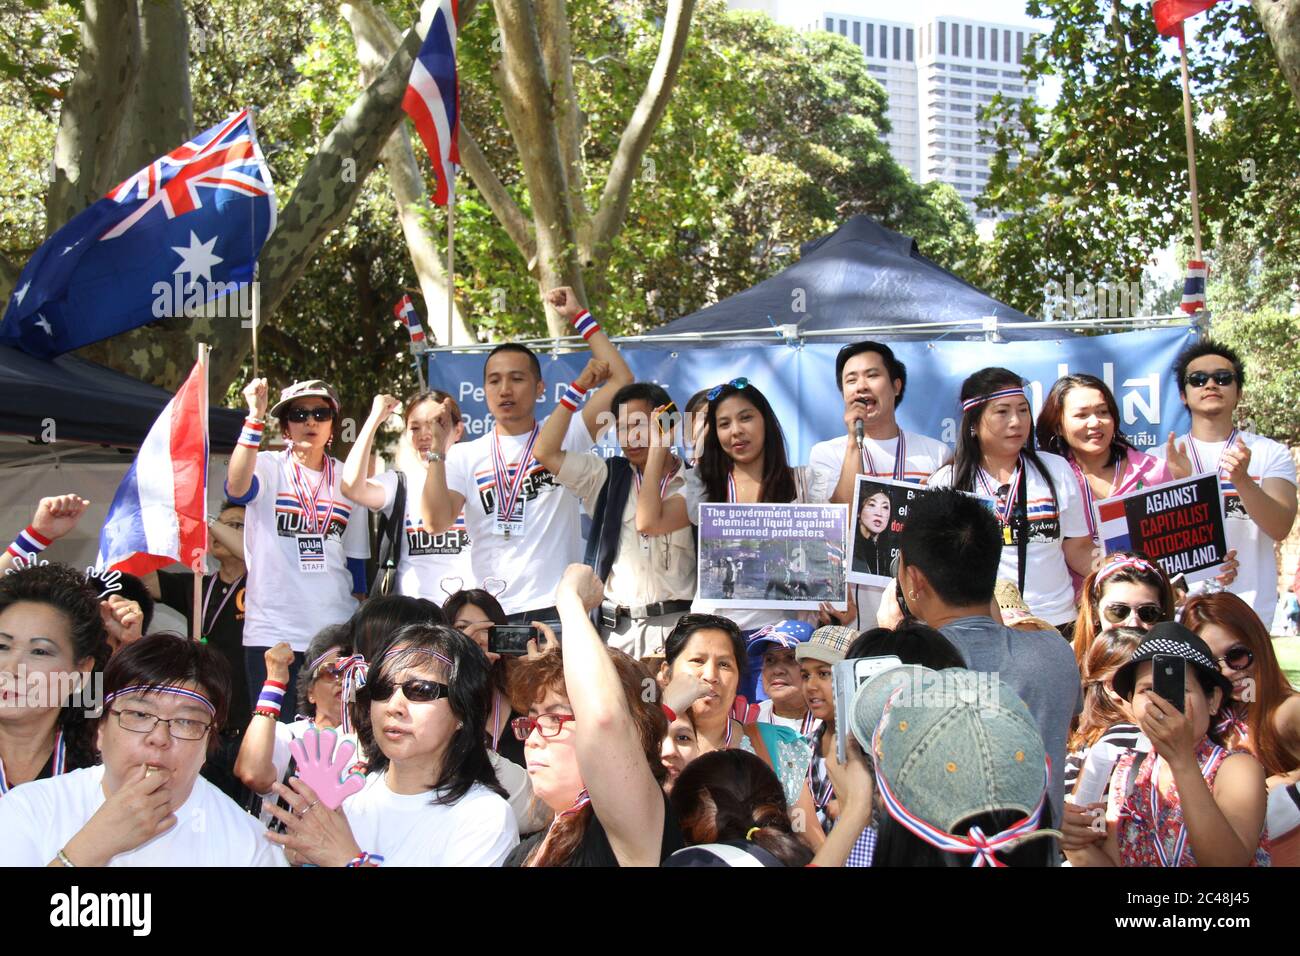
[825, 17, 833, 32]
[893, 26, 901, 60]
[1017, 32, 1024, 63]
[839, 19, 847, 37]
[907, 28, 914, 61]
[853, 21, 860, 45]
[965, 25, 973, 58]
[952, 22, 959, 56]
[866, 21, 874, 56]
[880, 24, 888, 58]
[1004, 30, 1012, 63]
[978, 27, 985, 60]
[938, 21, 946, 55]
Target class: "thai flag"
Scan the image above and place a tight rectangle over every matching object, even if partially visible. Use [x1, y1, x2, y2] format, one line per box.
[1180, 259, 1207, 314]
[1153, 0, 1218, 40]
[402, 1, 459, 206]
[96, 353, 209, 576]
[1095, 498, 1132, 556]
[394, 294, 426, 343]
[827, 543, 845, 566]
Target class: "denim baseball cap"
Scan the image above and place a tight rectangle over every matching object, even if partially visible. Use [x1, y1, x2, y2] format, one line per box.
[747, 620, 814, 655]
[848, 664, 938, 753]
[873, 679, 1049, 841]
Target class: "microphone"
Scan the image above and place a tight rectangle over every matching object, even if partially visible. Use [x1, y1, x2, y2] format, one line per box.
[854, 418, 865, 450]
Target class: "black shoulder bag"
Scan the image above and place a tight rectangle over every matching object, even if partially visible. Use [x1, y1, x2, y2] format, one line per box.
[371, 471, 407, 597]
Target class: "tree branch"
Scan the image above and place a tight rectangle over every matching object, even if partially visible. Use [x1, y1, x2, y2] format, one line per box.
[536, 0, 588, 222]
[46, 0, 141, 233]
[115, 0, 193, 179]
[1253, 0, 1300, 113]
[459, 123, 537, 263]
[583, 0, 695, 265]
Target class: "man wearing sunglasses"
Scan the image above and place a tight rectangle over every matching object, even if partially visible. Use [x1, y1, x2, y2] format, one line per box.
[807, 341, 949, 631]
[421, 287, 632, 625]
[1159, 341, 1297, 627]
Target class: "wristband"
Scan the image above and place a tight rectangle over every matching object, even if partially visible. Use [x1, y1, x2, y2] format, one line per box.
[661, 703, 677, 723]
[57, 848, 77, 868]
[558, 381, 588, 413]
[253, 709, 280, 721]
[257, 679, 287, 716]
[347, 852, 384, 867]
[572, 309, 599, 341]
[7, 524, 51, 561]
[238, 417, 265, 450]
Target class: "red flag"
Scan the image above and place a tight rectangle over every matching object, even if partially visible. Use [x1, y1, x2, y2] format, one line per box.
[1153, 0, 1218, 38]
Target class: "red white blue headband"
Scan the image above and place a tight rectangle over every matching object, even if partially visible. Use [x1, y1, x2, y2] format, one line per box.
[961, 386, 1028, 413]
[105, 684, 216, 717]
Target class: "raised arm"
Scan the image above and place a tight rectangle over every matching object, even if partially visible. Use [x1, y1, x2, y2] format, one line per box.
[634, 426, 691, 536]
[0, 494, 90, 575]
[341, 395, 402, 511]
[1224, 439, 1297, 541]
[234, 643, 296, 795]
[555, 564, 666, 867]
[418, 400, 465, 534]
[226, 379, 268, 500]
[544, 287, 632, 442]
[534, 359, 612, 476]
[206, 514, 245, 563]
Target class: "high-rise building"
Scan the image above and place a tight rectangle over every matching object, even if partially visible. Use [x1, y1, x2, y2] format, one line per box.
[727, 1, 1041, 218]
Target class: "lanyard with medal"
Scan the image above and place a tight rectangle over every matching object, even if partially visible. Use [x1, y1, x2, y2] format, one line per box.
[1188, 428, 1240, 517]
[862, 431, 907, 482]
[1069, 454, 1127, 542]
[491, 424, 540, 538]
[201, 573, 246, 636]
[0, 729, 66, 794]
[977, 456, 1024, 547]
[287, 451, 337, 574]
[634, 459, 678, 567]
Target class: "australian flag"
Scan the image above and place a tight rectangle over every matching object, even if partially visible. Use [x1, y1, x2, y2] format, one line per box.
[1, 109, 276, 358]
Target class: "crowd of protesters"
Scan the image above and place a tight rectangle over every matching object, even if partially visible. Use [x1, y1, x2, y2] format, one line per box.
[0, 288, 1296, 867]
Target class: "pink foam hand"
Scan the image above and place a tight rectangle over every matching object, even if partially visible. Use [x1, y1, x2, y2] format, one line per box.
[289, 727, 366, 810]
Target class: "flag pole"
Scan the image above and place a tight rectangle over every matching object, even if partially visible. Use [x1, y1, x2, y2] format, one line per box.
[446, 174, 455, 347]
[193, 342, 211, 643]
[251, 264, 261, 381]
[1177, 32, 1204, 260]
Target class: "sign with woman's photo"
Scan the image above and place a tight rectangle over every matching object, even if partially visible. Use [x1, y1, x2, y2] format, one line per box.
[848, 478, 995, 587]
[697, 503, 848, 610]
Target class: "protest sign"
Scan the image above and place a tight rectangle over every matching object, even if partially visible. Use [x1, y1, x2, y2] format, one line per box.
[698, 503, 847, 610]
[1093, 471, 1227, 583]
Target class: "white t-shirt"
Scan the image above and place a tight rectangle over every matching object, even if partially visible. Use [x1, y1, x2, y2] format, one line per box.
[1155, 430, 1297, 624]
[808, 430, 951, 630]
[680, 466, 817, 633]
[0, 764, 286, 866]
[235, 451, 370, 652]
[444, 415, 593, 615]
[340, 771, 518, 866]
[929, 451, 1088, 625]
[374, 468, 474, 600]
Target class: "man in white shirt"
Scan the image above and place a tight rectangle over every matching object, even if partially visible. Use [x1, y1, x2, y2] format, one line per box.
[534, 376, 695, 657]
[420, 287, 632, 621]
[1159, 340, 1298, 626]
[0, 635, 284, 866]
[807, 341, 949, 629]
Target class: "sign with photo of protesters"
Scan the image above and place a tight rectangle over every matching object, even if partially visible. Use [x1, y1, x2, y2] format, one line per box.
[697, 503, 848, 611]
[1093, 472, 1228, 583]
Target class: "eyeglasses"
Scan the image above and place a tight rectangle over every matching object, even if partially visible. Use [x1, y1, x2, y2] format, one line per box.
[366, 678, 449, 703]
[110, 707, 212, 741]
[1185, 370, 1236, 389]
[1100, 602, 1164, 626]
[286, 406, 335, 423]
[313, 663, 344, 683]
[706, 377, 749, 402]
[1214, 645, 1254, 672]
[510, 713, 576, 741]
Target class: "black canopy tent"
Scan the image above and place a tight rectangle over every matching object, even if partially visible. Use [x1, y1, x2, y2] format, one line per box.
[644, 215, 1068, 343]
[0, 345, 243, 459]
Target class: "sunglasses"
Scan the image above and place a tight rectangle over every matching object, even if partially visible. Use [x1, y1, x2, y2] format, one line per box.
[510, 713, 576, 741]
[1100, 602, 1164, 626]
[286, 406, 335, 423]
[706, 377, 749, 402]
[1214, 645, 1254, 672]
[1185, 370, 1236, 389]
[366, 678, 449, 703]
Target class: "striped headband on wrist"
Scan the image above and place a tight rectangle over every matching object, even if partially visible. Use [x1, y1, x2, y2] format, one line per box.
[104, 684, 216, 716]
[961, 386, 1028, 413]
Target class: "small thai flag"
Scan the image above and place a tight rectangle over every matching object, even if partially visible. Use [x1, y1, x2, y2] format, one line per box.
[1179, 259, 1207, 315]
[394, 294, 426, 343]
[1095, 498, 1132, 555]
[827, 543, 844, 566]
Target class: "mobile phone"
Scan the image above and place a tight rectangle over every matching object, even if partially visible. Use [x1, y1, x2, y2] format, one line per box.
[656, 401, 679, 439]
[1150, 654, 1185, 713]
[832, 655, 903, 764]
[889, 553, 913, 621]
[488, 625, 536, 657]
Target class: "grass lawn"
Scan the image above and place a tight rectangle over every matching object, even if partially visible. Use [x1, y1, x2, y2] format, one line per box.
[1274, 635, 1300, 690]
